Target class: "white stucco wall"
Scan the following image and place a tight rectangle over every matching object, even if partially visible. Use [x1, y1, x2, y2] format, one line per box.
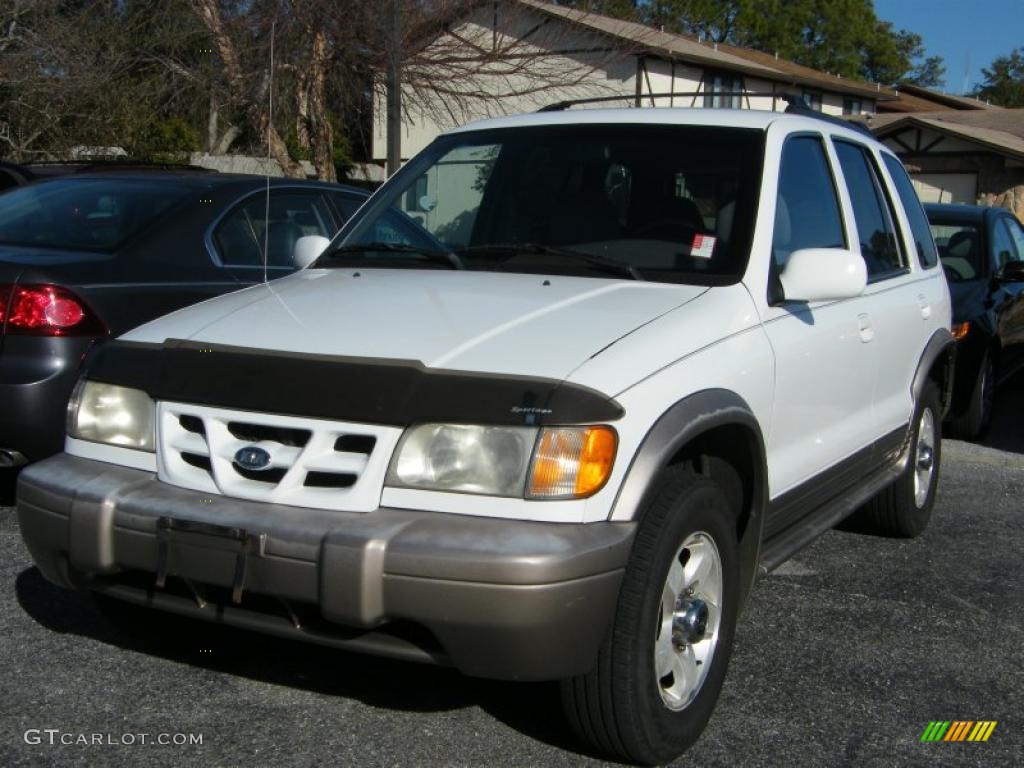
[372, 6, 879, 166]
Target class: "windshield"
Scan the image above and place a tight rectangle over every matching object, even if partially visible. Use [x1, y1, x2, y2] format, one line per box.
[930, 221, 983, 282]
[0, 178, 194, 251]
[335, 124, 765, 284]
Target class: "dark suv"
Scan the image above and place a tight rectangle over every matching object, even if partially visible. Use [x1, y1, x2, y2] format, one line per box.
[0, 171, 368, 469]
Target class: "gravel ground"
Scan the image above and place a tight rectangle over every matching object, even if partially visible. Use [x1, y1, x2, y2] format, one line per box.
[1, 385, 1021, 768]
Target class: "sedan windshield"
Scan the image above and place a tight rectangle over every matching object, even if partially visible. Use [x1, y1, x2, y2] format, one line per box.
[930, 222, 983, 281]
[0, 178, 194, 251]
[333, 124, 765, 284]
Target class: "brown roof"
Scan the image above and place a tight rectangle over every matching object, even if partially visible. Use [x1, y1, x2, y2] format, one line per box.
[876, 90, 965, 114]
[876, 85, 1000, 114]
[891, 84, 1001, 112]
[515, 0, 897, 101]
[871, 110, 1024, 160]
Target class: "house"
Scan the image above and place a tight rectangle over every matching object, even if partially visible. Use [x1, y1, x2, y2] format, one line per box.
[867, 109, 1024, 219]
[877, 83, 1000, 114]
[373, 0, 901, 164]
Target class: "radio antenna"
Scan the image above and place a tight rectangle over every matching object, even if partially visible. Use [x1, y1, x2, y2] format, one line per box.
[263, 20, 276, 286]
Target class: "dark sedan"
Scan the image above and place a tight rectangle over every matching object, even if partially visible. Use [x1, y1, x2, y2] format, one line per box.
[0, 162, 33, 193]
[0, 171, 368, 469]
[927, 203, 1024, 438]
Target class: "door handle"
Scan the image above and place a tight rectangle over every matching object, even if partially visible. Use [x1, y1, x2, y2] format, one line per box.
[918, 294, 932, 320]
[857, 313, 874, 343]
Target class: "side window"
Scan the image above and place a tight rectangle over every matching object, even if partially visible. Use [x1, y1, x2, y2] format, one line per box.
[882, 154, 939, 269]
[214, 192, 334, 268]
[992, 218, 1020, 269]
[835, 141, 904, 278]
[773, 136, 846, 269]
[1003, 217, 1024, 262]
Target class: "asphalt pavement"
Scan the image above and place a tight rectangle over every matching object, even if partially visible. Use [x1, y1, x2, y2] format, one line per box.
[1, 385, 1021, 767]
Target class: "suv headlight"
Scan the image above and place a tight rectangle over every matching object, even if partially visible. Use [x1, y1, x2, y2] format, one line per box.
[385, 423, 616, 499]
[66, 379, 155, 452]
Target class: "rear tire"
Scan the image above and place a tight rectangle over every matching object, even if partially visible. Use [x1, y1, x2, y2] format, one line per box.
[852, 381, 941, 538]
[560, 466, 739, 765]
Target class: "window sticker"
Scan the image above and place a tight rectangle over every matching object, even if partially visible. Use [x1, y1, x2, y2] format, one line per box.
[691, 233, 716, 259]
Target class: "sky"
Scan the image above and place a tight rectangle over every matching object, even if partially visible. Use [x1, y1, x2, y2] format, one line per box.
[873, 0, 1023, 94]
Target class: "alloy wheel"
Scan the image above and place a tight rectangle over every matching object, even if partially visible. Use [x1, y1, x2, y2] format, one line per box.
[654, 531, 723, 711]
[914, 407, 936, 508]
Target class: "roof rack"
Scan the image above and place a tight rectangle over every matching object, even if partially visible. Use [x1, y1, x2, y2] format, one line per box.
[781, 99, 875, 138]
[537, 90, 875, 138]
[537, 90, 776, 111]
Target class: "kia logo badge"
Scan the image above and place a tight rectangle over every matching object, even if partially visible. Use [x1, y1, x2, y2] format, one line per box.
[234, 446, 271, 471]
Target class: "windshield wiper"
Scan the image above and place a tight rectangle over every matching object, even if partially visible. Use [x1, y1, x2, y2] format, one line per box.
[315, 242, 465, 270]
[455, 243, 644, 281]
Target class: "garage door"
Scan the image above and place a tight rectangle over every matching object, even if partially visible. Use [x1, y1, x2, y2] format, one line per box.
[911, 173, 977, 204]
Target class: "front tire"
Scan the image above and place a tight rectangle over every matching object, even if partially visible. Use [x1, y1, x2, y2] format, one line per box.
[561, 467, 739, 765]
[950, 351, 994, 441]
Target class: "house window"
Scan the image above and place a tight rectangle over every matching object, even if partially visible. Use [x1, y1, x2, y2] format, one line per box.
[843, 98, 863, 115]
[801, 90, 823, 111]
[703, 71, 744, 108]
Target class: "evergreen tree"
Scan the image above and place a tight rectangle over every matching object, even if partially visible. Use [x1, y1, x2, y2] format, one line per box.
[976, 49, 1024, 107]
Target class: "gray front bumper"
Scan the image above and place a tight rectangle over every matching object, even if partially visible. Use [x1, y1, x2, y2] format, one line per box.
[17, 454, 635, 681]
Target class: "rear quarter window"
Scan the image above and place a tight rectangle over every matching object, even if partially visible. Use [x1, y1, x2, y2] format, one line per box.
[882, 154, 940, 269]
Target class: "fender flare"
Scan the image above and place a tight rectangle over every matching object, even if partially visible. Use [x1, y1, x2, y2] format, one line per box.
[912, 328, 956, 418]
[610, 388, 768, 607]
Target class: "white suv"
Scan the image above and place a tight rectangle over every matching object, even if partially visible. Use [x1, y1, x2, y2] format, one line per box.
[18, 107, 953, 764]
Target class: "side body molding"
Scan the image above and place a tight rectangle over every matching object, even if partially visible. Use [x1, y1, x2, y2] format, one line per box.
[610, 389, 768, 607]
[912, 328, 956, 417]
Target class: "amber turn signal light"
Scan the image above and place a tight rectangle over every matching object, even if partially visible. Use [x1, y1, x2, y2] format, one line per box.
[527, 426, 617, 499]
[951, 321, 970, 341]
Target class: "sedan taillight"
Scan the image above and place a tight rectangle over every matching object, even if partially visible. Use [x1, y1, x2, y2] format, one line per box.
[0, 283, 107, 337]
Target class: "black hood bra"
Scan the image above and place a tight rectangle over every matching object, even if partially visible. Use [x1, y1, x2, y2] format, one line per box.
[83, 338, 624, 427]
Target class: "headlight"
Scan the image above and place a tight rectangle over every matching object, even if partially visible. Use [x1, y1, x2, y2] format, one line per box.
[66, 380, 155, 452]
[386, 424, 536, 496]
[385, 423, 616, 499]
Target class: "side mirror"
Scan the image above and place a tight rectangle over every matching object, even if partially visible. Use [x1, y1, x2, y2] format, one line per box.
[292, 235, 331, 269]
[995, 260, 1024, 283]
[779, 248, 867, 302]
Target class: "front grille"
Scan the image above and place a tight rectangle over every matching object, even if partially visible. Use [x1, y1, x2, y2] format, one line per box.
[304, 471, 358, 489]
[179, 415, 205, 435]
[233, 464, 288, 483]
[334, 434, 377, 454]
[228, 422, 311, 447]
[157, 401, 403, 512]
[181, 452, 212, 472]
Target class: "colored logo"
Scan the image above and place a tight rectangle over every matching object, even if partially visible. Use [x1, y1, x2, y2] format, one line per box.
[233, 446, 271, 471]
[920, 721, 997, 742]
